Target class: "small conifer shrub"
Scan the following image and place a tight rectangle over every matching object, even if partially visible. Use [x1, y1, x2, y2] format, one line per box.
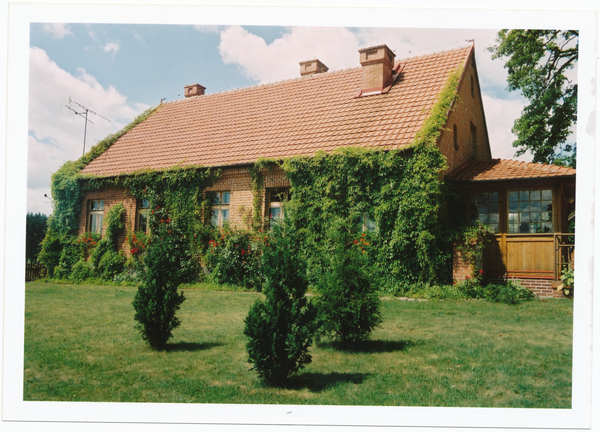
[243, 221, 317, 387]
[132, 212, 189, 350]
[315, 218, 382, 347]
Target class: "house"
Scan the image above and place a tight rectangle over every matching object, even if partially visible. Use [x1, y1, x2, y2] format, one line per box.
[75, 42, 575, 297]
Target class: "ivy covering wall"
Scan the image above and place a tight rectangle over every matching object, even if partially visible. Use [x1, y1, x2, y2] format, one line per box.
[40, 67, 468, 290]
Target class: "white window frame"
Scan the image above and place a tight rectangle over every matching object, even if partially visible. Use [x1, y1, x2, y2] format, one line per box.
[362, 212, 377, 232]
[211, 191, 230, 227]
[137, 198, 150, 233]
[267, 188, 289, 227]
[87, 199, 105, 234]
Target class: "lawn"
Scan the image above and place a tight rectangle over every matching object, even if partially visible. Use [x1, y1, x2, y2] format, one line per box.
[23, 281, 573, 407]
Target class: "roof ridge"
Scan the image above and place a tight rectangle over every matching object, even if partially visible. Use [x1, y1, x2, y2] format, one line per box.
[162, 46, 473, 106]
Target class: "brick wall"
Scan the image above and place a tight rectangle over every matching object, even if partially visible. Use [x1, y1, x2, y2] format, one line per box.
[79, 187, 137, 255]
[79, 165, 291, 255]
[453, 244, 565, 299]
[439, 54, 492, 174]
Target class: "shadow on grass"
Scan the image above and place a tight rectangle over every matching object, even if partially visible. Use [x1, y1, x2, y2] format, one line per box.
[165, 341, 223, 352]
[317, 339, 418, 353]
[286, 372, 369, 392]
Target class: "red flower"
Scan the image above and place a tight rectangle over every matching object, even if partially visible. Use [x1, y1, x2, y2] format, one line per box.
[156, 206, 160, 209]
[166, 219, 171, 223]
[354, 240, 358, 244]
[479, 269, 485, 274]
[241, 250, 245, 255]
[168, 230, 172, 234]
[91, 242, 97, 245]
[131, 247, 139, 254]
[465, 276, 470, 280]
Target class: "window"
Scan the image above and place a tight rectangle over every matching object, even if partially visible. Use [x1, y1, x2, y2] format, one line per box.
[472, 192, 499, 233]
[268, 188, 289, 227]
[470, 122, 478, 158]
[508, 189, 553, 233]
[362, 212, 377, 232]
[453, 124, 459, 151]
[137, 199, 150, 233]
[211, 192, 230, 227]
[470, 75, 475, 98]
[87, 199, 105, 234]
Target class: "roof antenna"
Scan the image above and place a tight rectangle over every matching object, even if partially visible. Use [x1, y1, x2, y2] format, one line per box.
[64, 97, 111, 155]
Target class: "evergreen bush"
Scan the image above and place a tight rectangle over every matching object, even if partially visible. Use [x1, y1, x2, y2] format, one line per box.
[314, 218, 382, 346]
[132, 213, 190, 350]
[243, 221, 317, 387]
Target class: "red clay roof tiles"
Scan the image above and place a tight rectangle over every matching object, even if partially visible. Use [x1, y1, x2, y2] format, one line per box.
[82, 46, 472, 177]
[451, 159, 576, 181]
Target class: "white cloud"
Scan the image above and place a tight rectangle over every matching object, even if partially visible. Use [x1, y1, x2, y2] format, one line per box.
[42, 23, 73, 39]
[103, 42, 120, 53]
[27, 47, 149, 214]
[482, 93, 534, 161]
[218, 26, 534, 162]
[218, 26, 360, 83]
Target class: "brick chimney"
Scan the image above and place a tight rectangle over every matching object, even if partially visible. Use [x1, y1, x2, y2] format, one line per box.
[184, 83, 206, 98]
[299, 59, 329, 76]
[358, 44, 396, 95]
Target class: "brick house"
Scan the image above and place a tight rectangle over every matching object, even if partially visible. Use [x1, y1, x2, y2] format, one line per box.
[76, 43, 575, 297]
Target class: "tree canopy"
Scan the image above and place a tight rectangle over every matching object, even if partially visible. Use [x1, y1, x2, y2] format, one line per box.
[489, 30, 578, 166]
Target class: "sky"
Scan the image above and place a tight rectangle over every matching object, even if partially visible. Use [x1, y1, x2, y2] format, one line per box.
[26, 23, 547, 216]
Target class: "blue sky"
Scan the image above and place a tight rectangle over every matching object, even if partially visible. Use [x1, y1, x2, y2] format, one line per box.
[27, 23, 555, 215]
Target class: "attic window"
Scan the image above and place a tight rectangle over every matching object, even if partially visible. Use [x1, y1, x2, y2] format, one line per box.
[470, 122, 478, 158]
[453, 125, 459, 151]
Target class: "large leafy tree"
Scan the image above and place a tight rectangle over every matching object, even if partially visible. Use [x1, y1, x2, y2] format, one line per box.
[26, 213, 48, 262]
[489, 30, 578, 165]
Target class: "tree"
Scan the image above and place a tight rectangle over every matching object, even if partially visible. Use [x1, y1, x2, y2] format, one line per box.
[489, 30, 578, 165]
[132, 207, 188, 351]
[243, 221, 317, 387]
[314, 217, 381, 347]
[26, 213, 48, 262]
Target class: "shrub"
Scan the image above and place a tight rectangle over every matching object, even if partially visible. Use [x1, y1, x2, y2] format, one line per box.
[243, 221, 317, 387]
[314, 219, 382, 347]
[204, 227, 265, 290]
[53, 238, 80, 279]
[70, 259, 93, 282]
[485, 280, 536, 304]
[132, 218, 189, 350]
[557, 264, 574, 299]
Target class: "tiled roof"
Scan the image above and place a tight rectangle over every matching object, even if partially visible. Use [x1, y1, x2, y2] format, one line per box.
[451, 159, 576, 181]
[81, 46, 472, 177]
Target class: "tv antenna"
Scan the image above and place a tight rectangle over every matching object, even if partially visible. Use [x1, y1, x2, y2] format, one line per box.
[64, 97, 111, 155]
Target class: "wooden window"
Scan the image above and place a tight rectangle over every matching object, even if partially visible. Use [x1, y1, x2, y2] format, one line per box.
[470, 122, 478, 158]
[137, 199, 150, 233]
[267, 188, 289, 227]
[87, 199, 105, 234]
[211, 192, 230, 227]
[470, 75, 475, 98]
[508, 189, 553, 233]
[471, 192, 499, 233]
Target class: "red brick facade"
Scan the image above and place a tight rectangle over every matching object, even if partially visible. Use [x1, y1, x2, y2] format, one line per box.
[439, 55, 492, 174]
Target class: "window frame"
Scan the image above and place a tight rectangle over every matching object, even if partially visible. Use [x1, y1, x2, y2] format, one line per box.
[468, 186, 557, 235]
[507, 188, 554, 234]
[87, 199, 105, 235]
[210, 191, 231, 228]
[267, 188, 289, 227]
[136, 198, 151, 233]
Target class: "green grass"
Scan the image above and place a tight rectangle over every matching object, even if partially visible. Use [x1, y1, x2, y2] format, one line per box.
[24, 281, 573, 407]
